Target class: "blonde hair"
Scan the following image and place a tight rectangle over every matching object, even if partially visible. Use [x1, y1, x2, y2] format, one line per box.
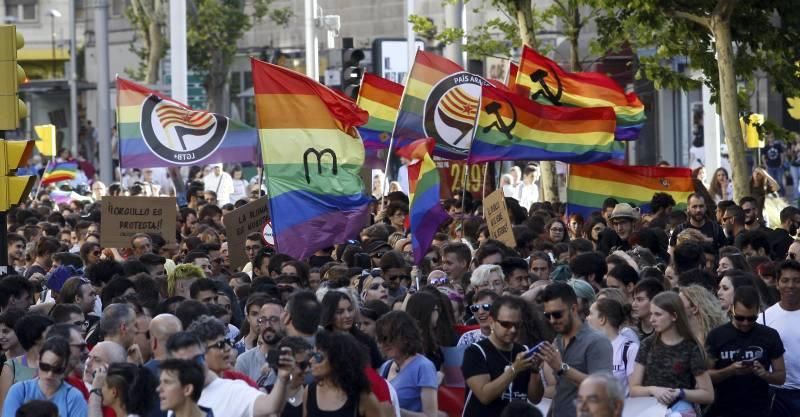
[597, 287, 627, 305]
[169, 263, 205, 297]
[470, 264, 504, 288]
[676, 228, 707, 246]
[679, 285, 728, 344]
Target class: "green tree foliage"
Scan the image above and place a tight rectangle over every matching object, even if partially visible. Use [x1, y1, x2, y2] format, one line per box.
[593, 0, 800, 199]
[186, 0, 292, 112]
[125, 0, 168, 84]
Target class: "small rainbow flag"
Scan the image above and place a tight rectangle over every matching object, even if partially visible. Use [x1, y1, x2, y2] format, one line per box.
[515, 46, 645, 141]
[394, 51, 478, 159]
[116, 78, 259, 168]
[507, 61, 518, 91]
[356, 73, 403, 150]
[409, 146, 450, 265]
[251, 58, 371, 260]
[40, 161, 78, 185]
[567, 163, 692, 218]
[468, 83, 622, 164]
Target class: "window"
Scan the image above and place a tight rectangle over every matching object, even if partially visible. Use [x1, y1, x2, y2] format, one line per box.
[111, 0, 129, 17]
[5, 0, 38, 22]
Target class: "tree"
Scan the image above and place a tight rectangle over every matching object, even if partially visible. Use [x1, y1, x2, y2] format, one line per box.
[186, 0, 292, 113]
[126, 0, 168, 84]
[593, 0, 800, 200]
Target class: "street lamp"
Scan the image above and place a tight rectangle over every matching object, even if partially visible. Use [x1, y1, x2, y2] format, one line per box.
[47, 9, 62, 78]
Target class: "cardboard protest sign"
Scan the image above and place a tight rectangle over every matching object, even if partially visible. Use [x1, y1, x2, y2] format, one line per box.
[483, 189, 515, 248]
[223, 195, 269, 271]
[101, 196, 177, 248]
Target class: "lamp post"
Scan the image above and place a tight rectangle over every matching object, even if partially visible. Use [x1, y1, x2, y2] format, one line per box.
[47, 9, 62, 78]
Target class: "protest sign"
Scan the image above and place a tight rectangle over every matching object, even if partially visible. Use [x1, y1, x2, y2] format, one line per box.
[223, 195, 269, 271]
[101, 196, 176, 248]
[483, 189, 515, 248]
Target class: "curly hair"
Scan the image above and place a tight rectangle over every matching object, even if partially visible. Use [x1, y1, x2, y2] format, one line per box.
[678, 285, 728, 344]
[314, 329, 370, 397]
[186, 315, 227, 343]
[375, 310, 423, 356]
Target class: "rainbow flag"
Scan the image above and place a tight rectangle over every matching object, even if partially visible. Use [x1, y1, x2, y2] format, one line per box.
[116, 77, 259, 168]
[515, 46, 645, 141]
[507, 61, 518, 91]
[567, 163, 692, 218]
[394, 51, 483, 159]
[410, 148, 450, 265]
[251, 58, 371, 260]
[468, 83, 622, 164]
[40, 161, 78, 185]
[356, 73, 403, 150]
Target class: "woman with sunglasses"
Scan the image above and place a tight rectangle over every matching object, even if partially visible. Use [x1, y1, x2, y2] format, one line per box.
[321, 290, 383, 369]
[375, 311, 439, 417]
[88, 362, 157, 417]
[305, 330, 381, 417]
[2, 336, 87, 417]
[0, 314, 54, 407]
[457, 289, 498, 348]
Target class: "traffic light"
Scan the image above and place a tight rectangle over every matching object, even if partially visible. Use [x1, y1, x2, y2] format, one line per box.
[342, 48, 365, 99]
[0, 139, 35, 211]
[0, 25, 27, 130]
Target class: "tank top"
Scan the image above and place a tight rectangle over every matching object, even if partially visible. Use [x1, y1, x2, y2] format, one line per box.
[9, 355, 37, 384]
[305, 383, 358, 417]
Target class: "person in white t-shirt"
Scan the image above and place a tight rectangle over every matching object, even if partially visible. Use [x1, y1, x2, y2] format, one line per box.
[203, 164, 235, 206]
[764, 260, 800, 416]
[587, 298, 639, 397]
[167, 331, 295, 417]
[518, 163, 540, 213]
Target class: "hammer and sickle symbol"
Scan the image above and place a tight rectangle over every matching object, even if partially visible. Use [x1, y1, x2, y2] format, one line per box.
[482, 100, 517, 140]
[303, 148, 338, 184]
[529, 67, 563, 105]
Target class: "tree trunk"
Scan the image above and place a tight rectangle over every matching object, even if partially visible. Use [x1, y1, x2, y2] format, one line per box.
[569, 4, 581, 71]
[710, 4, 749, 200]
[206, 49, 228, 113]
[515, 0, 536, 47]
[145, 20, 163, 84]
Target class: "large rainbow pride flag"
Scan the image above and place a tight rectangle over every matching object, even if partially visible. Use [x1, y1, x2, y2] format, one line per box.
[116, 78, 258, 168]
[515, 46, 645, 141]
[567, 163, 692, 218]
[356, 73, 403, 150]
[251, 58, 371, 260]
[394, 51, 479, 159]
[468, 82, 622, 164]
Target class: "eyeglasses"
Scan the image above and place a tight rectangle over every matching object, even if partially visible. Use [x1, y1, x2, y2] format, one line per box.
[309, 351, 326, 363]
[733, 314, 758, 322]
[39, 362, 66, 374]
[369, 282, 387, 290]
[257, 316, 281, 325]
[430, 277, 449, 286]
[73, 320, 90, 329]
[469, 303, 492, 313]
[543, 310, 565, 320]
[207, 339, 233, 350]
[496, 320, 521, 329]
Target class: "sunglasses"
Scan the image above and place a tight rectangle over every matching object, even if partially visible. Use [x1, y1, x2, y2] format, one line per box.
[496, 320, 521, 329]
[469, 303, 492, 313]
[297, 360, 310, 371]
[207, 339, 233, 350]
[309, 351, 326, 363]
[39, 362, 66, 374]
[91, 250, 101, 257]
[733, 314, 758, 323]
[369, 282, 387, 290]
[431, 277, 449, 286]
[543, 310, 565, 320]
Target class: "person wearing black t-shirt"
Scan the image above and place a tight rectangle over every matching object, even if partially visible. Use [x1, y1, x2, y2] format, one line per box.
[706, 286, 786, 417]
[669, 194, 727, 251]
[461, 295, 542, 417]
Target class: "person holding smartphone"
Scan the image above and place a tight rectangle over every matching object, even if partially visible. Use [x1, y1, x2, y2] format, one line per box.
[706, 286, 785, 417]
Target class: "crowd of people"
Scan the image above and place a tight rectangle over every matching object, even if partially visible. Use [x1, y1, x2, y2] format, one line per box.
[2, 160, 800, 417]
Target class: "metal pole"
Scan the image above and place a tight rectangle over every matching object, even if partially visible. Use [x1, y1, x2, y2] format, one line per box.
[95, 0, 112, 185]
[304, 0, 318, 80]
[443, 0, 463, 67]
[170, 0, 187, 103]
[407, 0, 414, 72]
[51, 16, 56, 77]
[0, 211, 7, 276]
[69, 0, 78, 159]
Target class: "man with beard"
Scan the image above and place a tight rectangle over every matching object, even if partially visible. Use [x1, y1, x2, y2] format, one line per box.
[533, 283, 612, 417]
[741, 196, 769, 232]
[597, 203, 639, 254]
[235, 298, 285, 388]
[670, 193, 727, 251]
[723, 204, 747, 246]
[770, 206, 800, 260]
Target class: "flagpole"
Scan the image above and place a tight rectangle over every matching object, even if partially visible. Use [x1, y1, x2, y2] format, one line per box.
[382, 48, 419, 210]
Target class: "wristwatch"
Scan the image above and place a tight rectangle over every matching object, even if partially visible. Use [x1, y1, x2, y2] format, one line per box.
[90, 388, 103, 399]
[556, 362, 570, 376]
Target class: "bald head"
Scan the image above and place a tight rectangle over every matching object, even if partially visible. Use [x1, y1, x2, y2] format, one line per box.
[84, 341, 127, 384]
[150, 313, 183, 360]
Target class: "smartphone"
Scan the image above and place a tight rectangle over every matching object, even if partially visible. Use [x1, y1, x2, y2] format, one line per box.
[525, 342, 546, 358]
[266, 349, 279, 369]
